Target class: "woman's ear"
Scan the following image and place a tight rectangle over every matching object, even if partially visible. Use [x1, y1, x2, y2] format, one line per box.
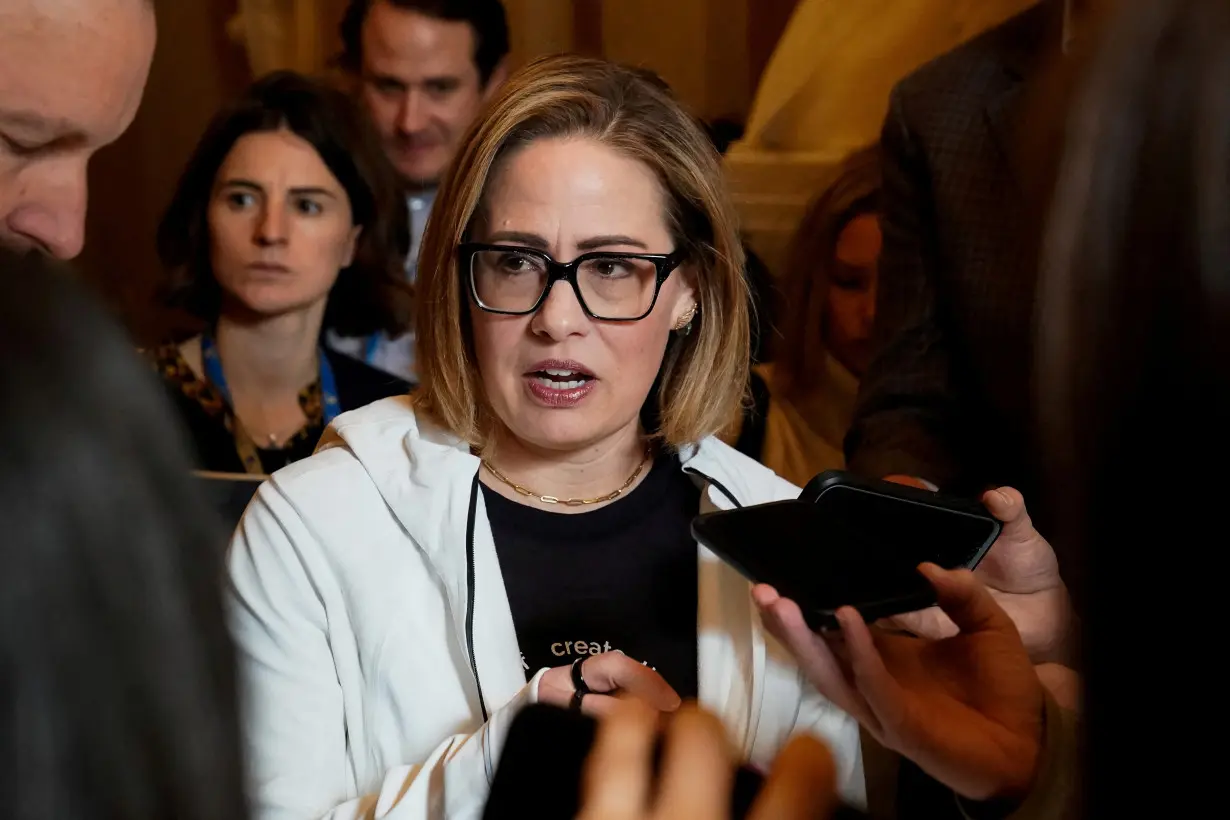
[669, 265, 699, 328]
[341, 225, 362, 269]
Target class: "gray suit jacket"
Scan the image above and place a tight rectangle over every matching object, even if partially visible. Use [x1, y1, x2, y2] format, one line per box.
[845, 2, 1063, 519]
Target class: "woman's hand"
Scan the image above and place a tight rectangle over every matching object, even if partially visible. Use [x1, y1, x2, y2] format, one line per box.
[538, 652, 682, 716]
[577, 701, 838, 820]
[884, 486, 1074, 664]
[755, 565, 1045, 803]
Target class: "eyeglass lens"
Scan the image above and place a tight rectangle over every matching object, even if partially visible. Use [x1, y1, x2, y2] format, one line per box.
[471, 248, 661, 319]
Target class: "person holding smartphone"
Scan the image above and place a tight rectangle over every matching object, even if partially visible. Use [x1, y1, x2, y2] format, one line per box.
[743, 1, 1223, 818]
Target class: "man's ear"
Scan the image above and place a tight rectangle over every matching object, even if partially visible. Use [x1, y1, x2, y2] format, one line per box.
[482, 58, 510, 102]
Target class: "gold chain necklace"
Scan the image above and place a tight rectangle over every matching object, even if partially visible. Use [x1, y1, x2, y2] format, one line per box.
[482, 449, 653, 507]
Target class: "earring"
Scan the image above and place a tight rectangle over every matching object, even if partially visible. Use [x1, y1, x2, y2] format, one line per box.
[673, 303, 698, 336]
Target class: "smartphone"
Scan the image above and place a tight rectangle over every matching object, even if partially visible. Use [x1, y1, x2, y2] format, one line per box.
[484, 704, 869, 820]
[691, 470, 1001, 630]
[483, 703, 766, 820]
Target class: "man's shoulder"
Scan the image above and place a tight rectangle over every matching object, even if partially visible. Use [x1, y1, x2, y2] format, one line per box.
[893, 2, 1053, 109]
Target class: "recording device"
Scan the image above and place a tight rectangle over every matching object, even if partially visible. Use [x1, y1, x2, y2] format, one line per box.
[482, 703, 763, 819]
[691, 470, 1001, 630]
[484, 704, 867, 820]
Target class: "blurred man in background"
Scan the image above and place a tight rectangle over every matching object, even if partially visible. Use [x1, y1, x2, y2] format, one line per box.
[844, 1, 1110, 816]
[845, 0, 1109, 531]
[332, 0, 509, 380]
[0, 0, 155, 260]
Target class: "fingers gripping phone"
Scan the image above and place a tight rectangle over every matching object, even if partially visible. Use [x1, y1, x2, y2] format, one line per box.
[483, 704, 765, 820]
[691, 470, 1001, 631]
[483, 704, 869, 820]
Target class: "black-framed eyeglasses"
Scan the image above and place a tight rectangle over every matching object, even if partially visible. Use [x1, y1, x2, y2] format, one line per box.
[459, 242, 686, 321]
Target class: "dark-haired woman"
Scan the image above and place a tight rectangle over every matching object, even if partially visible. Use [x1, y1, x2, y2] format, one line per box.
[151, 71, 414, 475]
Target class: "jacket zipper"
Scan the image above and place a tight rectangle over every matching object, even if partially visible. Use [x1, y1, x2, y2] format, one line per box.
[465, 471, 490, 723]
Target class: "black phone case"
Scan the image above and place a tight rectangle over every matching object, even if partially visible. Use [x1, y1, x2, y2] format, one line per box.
[690, 507, 936, 631]
[800, 471, 1001, 571]
[692, 470, 1001, 631]
[804, 588, 939, 632]
[800, 470, 998, 522]
[485, 704, 869, 820]
[483, 703, 769, 820]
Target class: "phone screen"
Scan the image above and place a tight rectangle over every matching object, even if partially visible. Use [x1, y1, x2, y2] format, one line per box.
[693, 486, 998, 618]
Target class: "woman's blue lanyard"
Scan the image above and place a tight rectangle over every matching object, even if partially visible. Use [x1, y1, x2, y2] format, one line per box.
[200, 332, 341, 474]
[364, 332, 382, 366]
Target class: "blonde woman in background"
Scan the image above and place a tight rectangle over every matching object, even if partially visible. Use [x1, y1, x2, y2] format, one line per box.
[735, 146, 881, 487]
[228, 55, 866, 820]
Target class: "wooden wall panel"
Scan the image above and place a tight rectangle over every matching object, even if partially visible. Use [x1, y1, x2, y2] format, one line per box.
[600, 0, 753, 122]
[80, 0, 251, 343]
[748, 0, 802, 95]
[570, 0, 603, 57]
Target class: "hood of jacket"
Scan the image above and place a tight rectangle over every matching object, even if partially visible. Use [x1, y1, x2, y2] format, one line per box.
[316, 395, 800, 571]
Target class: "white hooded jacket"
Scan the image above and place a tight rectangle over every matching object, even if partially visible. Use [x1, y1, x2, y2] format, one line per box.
[228, 396, 866, 819]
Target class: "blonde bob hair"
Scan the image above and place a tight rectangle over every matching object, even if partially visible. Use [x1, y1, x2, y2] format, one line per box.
[413, 54, 750, 449]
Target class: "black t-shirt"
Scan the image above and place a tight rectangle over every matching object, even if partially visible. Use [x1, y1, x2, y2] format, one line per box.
[482, 455, 701, 699]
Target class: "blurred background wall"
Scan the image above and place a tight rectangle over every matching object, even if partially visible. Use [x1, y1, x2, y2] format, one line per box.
[726, 0, 1037, 273]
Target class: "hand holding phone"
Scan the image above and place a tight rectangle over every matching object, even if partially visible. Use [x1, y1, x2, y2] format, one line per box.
[483, 702, 867, 820]
[482, 703, 767, 820]
[753, 565, 1045, 804]
[883, 487, 1073, 664]
[691, 470, 1001, 629]
[580, 702, 841, 820]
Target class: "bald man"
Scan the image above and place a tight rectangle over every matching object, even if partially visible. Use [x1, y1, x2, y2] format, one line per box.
[0, 0, 155, 259]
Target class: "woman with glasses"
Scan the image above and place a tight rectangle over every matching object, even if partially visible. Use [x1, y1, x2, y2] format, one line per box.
[228, 56, 866, 820]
